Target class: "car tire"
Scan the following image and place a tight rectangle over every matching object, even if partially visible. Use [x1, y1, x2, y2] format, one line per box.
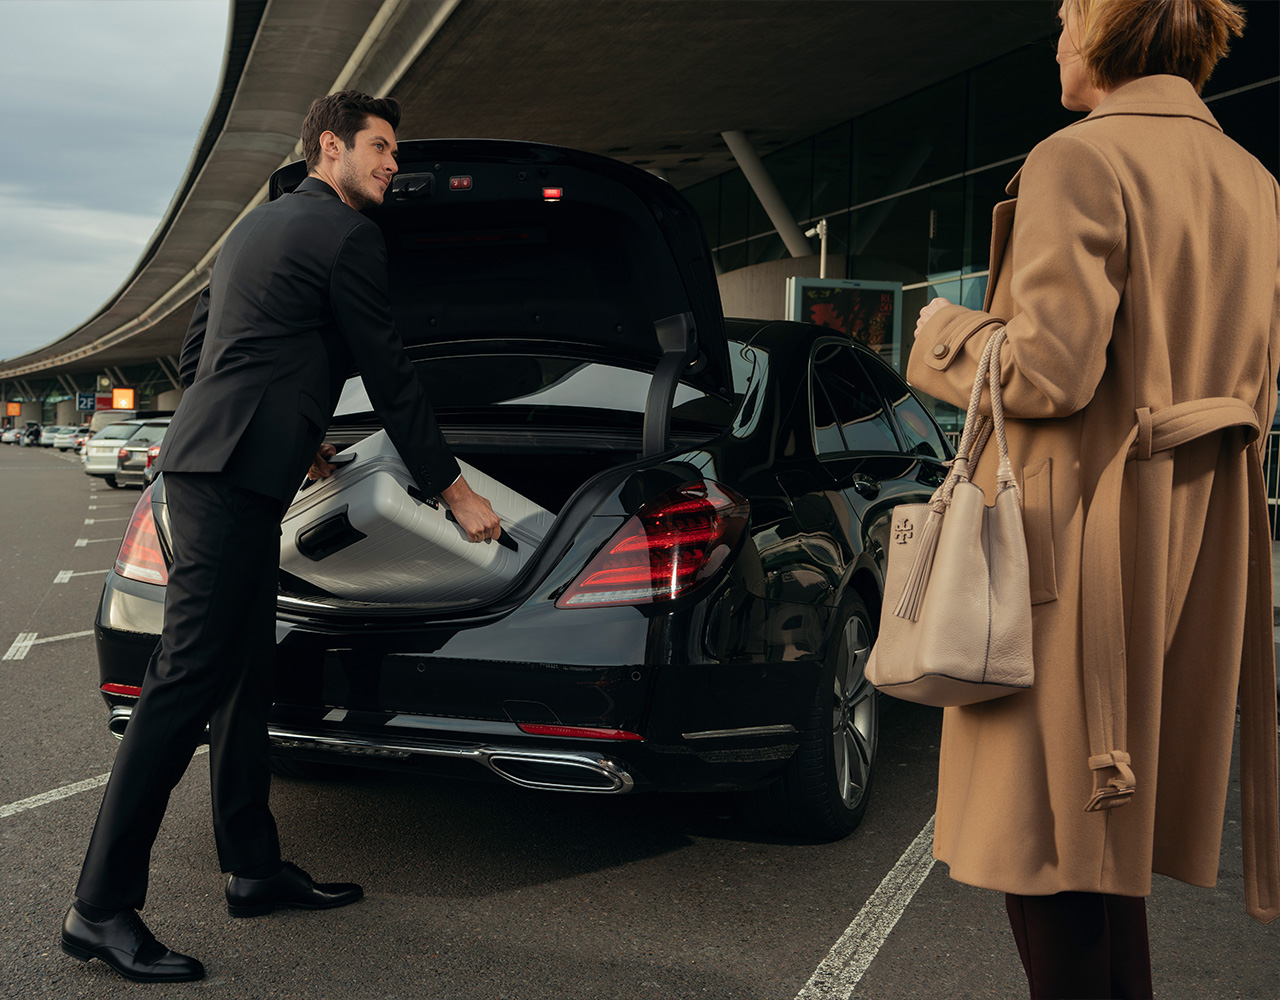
[742, 592, 879, 841]
[104, 475, 121, 489]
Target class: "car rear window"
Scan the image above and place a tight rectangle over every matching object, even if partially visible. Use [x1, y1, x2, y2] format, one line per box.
[94, 424, 140, 441]
[335, 353, 750, 429]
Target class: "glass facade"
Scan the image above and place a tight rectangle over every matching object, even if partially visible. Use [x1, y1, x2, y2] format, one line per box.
[684, 1, 1279, 432]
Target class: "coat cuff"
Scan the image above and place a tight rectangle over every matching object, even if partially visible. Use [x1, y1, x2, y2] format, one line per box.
[918, 306, 1004, 372]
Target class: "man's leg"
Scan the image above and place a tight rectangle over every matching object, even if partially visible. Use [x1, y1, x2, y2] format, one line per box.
[208, 512, 281, 875]
[75, 474, 282, 911]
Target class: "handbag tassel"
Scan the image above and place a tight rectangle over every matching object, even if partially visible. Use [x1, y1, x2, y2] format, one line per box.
[892, 506, 943, 622]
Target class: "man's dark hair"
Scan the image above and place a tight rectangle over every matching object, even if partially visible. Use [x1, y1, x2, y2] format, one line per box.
[301, 91, 401, 171]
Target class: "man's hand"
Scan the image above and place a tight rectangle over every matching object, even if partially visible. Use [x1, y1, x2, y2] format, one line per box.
[915, 296, 953, 337]
[306, 443, 338, 481]
[440, 475, 502, 543]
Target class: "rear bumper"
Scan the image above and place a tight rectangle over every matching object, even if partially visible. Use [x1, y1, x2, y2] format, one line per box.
[95, 569, 822, 795]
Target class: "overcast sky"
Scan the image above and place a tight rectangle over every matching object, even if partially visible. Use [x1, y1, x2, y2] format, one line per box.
[0, 0, 228, 362]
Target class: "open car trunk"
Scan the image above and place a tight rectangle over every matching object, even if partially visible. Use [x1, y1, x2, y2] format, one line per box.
[275, 376, 735, 610]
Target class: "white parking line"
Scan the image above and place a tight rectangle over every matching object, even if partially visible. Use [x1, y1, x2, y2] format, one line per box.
[1, 748, 208, 819]
[1, 773, 110, 818]
[55, 569, 110, 584]
[87, 504, 133, 510]
[74, 537, 118, 547]
[3, 630, 95, 660]
[84, 517, 128, 525]
[794, 815, 937, 1000]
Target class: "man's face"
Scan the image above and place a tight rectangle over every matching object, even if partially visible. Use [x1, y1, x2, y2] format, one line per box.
[333, 116, 399, 210]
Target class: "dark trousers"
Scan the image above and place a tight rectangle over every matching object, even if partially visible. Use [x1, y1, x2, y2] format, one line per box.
[76, 473, 283, 911]
[1006, 891, 1154, 1000]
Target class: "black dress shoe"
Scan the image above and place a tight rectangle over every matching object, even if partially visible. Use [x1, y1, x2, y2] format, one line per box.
[60, 906, 205, 983]
[225, 861, 363, 917]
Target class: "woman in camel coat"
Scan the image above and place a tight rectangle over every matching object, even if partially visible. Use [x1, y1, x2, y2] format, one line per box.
[906, 1, 1279, 996]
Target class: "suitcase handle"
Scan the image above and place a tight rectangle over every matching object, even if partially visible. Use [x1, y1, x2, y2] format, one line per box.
[405, 484, 518, 553]
[446, 511, 518, 553]
[295, 505, 367, 561]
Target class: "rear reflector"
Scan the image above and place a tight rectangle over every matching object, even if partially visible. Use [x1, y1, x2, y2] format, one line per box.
[101, 683, 142, 697]
[517, 723, 643, 741]
[556, 481, 748, 608]
[542, 187, 563, 201]
[114, 484, 168, 585]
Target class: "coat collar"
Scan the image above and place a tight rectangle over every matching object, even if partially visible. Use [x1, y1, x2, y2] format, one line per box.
[1084, 74, 1222, 130]
[294, 176, 343, 199]
[1003, 75, 1220, 196]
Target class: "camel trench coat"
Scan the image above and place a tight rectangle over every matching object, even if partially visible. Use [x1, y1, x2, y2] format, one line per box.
[906, 76, 1280, 923]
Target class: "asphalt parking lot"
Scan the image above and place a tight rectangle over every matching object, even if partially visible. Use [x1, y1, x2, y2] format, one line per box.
[1, 442, 1277, 999]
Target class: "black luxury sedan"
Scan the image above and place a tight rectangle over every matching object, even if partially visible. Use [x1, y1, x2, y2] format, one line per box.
[94, 140, 951, 841]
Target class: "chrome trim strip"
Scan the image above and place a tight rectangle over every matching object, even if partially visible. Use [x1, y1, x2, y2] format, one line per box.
[681, 723, 798, 740]
[266, 725, 635, 794]
[107, 707, 633, 793]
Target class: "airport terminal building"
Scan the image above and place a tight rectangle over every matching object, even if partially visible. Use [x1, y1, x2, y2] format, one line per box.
[1, 0, 1276, 432]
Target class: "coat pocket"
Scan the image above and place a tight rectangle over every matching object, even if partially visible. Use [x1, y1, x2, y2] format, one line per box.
[1021, 458, 1058, 605]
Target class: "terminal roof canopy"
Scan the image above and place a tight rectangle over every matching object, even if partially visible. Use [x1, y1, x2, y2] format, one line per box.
[0, 0, 1049, 379]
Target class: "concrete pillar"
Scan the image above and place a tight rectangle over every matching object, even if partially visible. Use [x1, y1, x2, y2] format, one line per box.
[157, 388, 184, 410]
[721, 130, 811, 259]
[55, 400, 79, 424]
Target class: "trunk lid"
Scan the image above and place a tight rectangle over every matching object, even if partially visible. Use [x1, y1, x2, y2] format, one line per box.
[268, 139, 731, 407]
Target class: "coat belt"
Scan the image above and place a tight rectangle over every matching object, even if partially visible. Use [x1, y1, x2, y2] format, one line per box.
[1080, 396, 1280, 923]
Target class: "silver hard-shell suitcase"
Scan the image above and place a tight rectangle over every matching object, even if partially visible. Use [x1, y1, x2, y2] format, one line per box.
[279, 430, 552, 603]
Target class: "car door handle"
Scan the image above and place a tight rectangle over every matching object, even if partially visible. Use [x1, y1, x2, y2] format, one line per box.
[851, 474, 880, 499]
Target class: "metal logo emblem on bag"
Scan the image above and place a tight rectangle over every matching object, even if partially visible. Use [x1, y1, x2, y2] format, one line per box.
[893, 515, 914, 544]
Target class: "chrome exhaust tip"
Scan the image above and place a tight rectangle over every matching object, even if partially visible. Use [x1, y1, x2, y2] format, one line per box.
[486, 752, 633, 793]
[108, 706, 131, 740]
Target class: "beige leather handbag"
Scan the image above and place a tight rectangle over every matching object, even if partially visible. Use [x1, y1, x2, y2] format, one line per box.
[866, 328, 1033, 705]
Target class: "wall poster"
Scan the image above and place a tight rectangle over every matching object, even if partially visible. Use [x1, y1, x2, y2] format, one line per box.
[785, 277, 903, 369]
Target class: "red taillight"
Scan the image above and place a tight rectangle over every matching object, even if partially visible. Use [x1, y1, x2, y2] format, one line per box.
[517, 724, 643, 741]
[145, 444, 160, 469]
[542, 187, 563, 201]
[556, 481, 748, 608]
[114, 484, 168, 585]
[101, 683, 142, 697]
[117, 447, 128, 460]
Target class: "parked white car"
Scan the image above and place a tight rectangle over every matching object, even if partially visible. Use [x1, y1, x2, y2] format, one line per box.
[55, 425, 89, 451]
[83, 421, 145, 487]
[41, 425, 75, 447]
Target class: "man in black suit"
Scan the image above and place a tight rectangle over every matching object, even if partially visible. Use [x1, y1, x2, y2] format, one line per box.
[62, 92, 500, 983]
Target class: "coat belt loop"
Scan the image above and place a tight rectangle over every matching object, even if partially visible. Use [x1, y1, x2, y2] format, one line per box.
[1136, 407, 1153, 461]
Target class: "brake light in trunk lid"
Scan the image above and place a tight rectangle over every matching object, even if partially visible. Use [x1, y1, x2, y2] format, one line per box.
[114, 484, 168, 585]
[556, 481, 748, 608]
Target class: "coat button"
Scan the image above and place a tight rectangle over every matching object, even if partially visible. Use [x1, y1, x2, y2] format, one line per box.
[932, 344, 949, 358]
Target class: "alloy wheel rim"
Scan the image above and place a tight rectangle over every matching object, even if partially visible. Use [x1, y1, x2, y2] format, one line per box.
[831, 615, 876, 810]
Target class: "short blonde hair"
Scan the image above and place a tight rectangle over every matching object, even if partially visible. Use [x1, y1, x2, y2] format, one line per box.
[1062, 0, 1246, 93]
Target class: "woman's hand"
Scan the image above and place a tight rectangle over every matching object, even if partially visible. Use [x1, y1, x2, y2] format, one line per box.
[915, 296, 953, 336]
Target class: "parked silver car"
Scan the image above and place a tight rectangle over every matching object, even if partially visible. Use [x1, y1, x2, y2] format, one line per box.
[114, 419, 171, 488]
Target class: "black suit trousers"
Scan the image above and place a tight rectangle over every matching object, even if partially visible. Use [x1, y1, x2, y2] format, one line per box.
[77, 474, 283, 910]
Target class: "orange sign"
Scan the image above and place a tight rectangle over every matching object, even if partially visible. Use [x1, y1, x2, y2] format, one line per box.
[112, 387, 136, 409]
[5, 402, 19, 417]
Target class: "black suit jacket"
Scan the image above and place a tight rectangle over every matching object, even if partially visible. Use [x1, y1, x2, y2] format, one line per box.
[157, 177, 460, 503]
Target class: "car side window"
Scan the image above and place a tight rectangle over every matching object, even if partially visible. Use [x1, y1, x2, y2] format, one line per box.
[811, 367, 846, 455]
[811, 343, 900, 454]
[859, 355, 949, 459]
